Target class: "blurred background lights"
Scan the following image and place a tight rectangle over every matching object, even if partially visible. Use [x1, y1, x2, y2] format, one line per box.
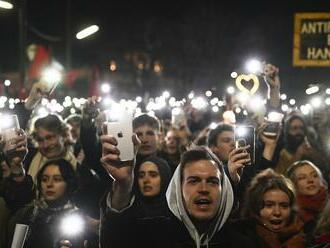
[101, 83, 111, 94]
[41, 98, 49, 106]
[4, 79, 11, 86]
[154, 62, 162, 73]
[172, 107, 182, 116]
[146, 101, 156, 111]
[210, 97, 219, 105]
[191, 97, 207, 109]
[37, 107, 49, 117]
[135, 96, 142, 103]
[227, 86, 235, 95]
[245, 59, 262, 74]
[325, 98, 330, 105]
[326, 88, 330, 95]
[212, 106, 219, 112]
[306, 85, 319, 95]
[289, 99, 296, 105]
[247, 95, 264, 111]
[188, 92, 194, 99]
[76, 25, 99, 40]
[102, 97, 112, 106]
[300, 104, 312, 115]
[281, 104, 289, 112]
[310, 97, 322, 108]
[237, 92, 249, 105]
[70, 108, 76, 114]
[205, 90, 212, 97]
[109, 60, 117, 71]
[230, 72, 238, 78]
[280, 94, 287, 100]
[42, 67, 62, 83]
[235, 107, 242, 114]
[162, 91, 170, 98]
[0, 1, 13, 9]
[209, 122, 218, 129]
[147, 111, 155, 117]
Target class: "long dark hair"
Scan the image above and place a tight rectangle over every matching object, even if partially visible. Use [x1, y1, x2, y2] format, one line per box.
[36, 158, 78, 198]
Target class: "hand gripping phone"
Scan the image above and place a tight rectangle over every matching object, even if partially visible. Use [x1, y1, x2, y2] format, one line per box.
[263, 112, 283, 137]
[234, 125, 255, 165]
[106, 110, 134, 161]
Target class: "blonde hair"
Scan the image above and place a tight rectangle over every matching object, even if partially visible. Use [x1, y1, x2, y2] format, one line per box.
[286, 160, 326, 187]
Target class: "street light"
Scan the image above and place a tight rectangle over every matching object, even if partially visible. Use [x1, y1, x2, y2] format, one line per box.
[0, 0, 13, 9]
[76, 25, 99, 40]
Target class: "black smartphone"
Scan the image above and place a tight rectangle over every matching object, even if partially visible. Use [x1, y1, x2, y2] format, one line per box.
[234, 125, 255, 165]
[263, 112, 283, 137]
[263, 122, 280, 137]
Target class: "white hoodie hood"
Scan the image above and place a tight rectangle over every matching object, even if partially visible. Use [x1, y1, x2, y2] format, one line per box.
[166, 147, 234, 248]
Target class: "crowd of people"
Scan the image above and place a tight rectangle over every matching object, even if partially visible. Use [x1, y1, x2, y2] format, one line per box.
[0, 63, 330, 247]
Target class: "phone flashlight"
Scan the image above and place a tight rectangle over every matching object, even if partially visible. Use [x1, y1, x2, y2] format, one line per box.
[263, 112, 284, 137]
[60, 213, 85, 236]
[234, 125, 255, 164]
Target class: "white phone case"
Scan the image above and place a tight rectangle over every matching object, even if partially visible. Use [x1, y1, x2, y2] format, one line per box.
[107, 112, 134, 161]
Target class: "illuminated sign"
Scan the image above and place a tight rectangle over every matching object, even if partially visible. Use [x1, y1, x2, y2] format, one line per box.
[235, 74, 260, 95]
[293, 13, 330, 67]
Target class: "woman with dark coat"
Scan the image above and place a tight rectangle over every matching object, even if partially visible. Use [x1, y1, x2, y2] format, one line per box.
[133, 155, 172, 217]
[8, 159, 96, 248]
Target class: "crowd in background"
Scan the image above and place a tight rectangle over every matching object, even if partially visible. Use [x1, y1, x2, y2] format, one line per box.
[0, 64, 330, 247]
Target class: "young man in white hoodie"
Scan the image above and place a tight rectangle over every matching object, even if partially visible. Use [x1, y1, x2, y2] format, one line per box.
[99, 134, 255, 247]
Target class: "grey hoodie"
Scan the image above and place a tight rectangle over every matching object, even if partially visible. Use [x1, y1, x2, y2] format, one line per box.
[166, 147, 234, 248]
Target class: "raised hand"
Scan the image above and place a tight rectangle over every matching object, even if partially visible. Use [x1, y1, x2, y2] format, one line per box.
[227, 146, 251, 185]
[100, 133, 139, 210]
[100, 134, 135, 184]
[4, 129, 28, 167]
[263, 63, 280, 89]
[24, 81, 49, 110]
[82, 96, 100, 121]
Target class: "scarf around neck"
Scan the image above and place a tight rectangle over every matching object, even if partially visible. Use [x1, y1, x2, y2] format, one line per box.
[255, 215, 306, 248]
[296, 186, 328, 223]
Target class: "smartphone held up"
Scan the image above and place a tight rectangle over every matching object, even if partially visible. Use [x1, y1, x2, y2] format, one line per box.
[234, 125, 255, 165]
[105, 108, 134, 162]
[0, 114, 20, 159]
[263, 112, 284, 137]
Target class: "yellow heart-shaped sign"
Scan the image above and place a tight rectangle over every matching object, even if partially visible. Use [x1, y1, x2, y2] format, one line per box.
[235, 74, 260, 95]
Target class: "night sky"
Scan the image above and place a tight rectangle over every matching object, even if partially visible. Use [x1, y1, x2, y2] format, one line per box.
[0, 0, 329, 100]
